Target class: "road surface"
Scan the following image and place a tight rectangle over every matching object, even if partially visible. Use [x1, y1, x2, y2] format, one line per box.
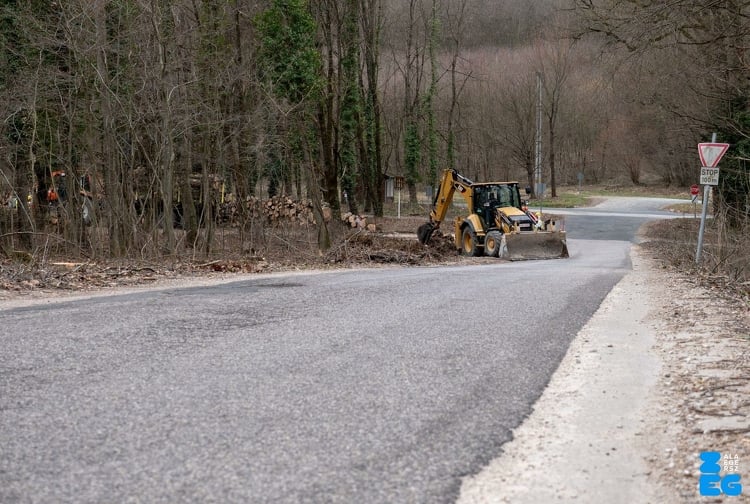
[0, 197, 687, 503]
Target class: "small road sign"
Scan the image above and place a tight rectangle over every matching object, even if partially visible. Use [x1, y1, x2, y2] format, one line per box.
[698, 143, 729, 168]
[700, 167, 720, 186]
[696, 135, 724, 265]
[690, 184, 699, 196]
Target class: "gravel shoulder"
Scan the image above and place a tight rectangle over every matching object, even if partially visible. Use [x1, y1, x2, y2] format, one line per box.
[458, 245, 750, 503]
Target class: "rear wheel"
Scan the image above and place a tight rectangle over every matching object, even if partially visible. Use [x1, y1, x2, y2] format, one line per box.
[484, 230, 503, 257]
[461, 227, 482, 256]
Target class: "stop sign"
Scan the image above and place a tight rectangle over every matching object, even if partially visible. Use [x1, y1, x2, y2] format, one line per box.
[691, 184, 700, 196]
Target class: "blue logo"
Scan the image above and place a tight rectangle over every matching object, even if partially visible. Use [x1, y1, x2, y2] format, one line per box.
[699, 451, 743, 496]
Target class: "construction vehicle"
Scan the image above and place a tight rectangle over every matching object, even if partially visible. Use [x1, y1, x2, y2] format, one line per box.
[417, 169, 568, 260]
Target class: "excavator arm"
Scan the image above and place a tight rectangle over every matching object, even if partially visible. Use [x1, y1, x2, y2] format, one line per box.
[418, 169, 473, 244]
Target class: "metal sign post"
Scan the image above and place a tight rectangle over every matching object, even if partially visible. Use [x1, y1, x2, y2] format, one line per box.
[534, 73, 545, 216]
[690, 184, 699, 218]
[394, 176, 404, 219]
[696, 134, 729, 265]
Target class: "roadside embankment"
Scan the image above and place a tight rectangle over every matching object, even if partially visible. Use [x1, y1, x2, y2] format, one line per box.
[458, 246, 749, 503]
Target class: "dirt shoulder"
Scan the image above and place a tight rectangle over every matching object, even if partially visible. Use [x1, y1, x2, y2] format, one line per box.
[644, 249, 750, 501]
[458, 245, 750, 503]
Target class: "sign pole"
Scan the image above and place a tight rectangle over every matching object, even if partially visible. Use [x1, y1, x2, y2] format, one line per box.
[696, 133, 717, 265]
[393, 176, 404, 219]
[397, 188, 401, 219]
[696, 185, 710, 264]
[690, 185, 699, 218]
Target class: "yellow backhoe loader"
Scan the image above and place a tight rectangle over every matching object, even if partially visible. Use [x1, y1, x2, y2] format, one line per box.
[417, 169, 568, 260]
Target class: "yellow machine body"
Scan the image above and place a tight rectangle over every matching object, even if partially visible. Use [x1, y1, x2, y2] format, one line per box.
[418, 169, 568, 260]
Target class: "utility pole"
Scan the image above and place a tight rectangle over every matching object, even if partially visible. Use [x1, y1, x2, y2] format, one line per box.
[535, 72, 544, 210]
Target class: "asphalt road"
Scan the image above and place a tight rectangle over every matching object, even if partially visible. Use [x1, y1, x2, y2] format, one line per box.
[0, 197, 687, 503]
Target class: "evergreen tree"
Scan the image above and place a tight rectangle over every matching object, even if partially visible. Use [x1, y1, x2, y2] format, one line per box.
[339, 0, 361, 215]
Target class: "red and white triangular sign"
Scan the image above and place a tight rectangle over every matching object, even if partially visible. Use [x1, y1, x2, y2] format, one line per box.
[698, 143, 730, 168]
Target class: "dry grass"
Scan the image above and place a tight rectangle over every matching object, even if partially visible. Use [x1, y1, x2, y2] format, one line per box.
[640, 219, 750, 304]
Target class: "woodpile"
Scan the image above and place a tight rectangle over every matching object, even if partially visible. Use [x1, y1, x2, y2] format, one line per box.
[219, 196, 379, 232]
[219, 196, 316, 227]
[249, 195, 316, 226]
[341, 212, 371, 230]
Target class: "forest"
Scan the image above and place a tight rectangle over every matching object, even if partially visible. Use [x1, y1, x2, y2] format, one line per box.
[0, 0, 748, 259]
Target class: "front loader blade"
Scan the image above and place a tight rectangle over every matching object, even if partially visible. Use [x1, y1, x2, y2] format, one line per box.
[500, 232, 569, 261]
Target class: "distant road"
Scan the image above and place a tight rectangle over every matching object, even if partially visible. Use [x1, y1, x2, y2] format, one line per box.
[0, 197, 686, 503]
[549, 195, 692, 241]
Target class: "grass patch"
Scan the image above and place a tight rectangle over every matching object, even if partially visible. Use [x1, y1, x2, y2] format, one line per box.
[527, 192, 592, 208]
[528, 184, 692, 208]
[664, 202, 703, 215]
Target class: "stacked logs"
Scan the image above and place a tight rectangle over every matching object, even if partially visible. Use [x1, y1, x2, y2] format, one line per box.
[341, 212, 378, 232]
[248, 195, 316, 226]
[218, 196, 380, 231]
[218, 196, 316, 227]
[342, 212, 364, 229]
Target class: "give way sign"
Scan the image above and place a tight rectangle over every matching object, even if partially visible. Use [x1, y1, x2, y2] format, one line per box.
[698, 143, 729, 168]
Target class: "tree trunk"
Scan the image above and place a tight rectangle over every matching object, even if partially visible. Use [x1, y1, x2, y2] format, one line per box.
[95, 0, 128, 256]
[361, 0, 384, 216]
[548, 114, 557, 198]
[318, 104, 339, 213]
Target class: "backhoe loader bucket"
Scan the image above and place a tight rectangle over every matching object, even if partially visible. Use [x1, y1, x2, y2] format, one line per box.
[417, 222, 437, 244]
[500, 231, 569, 261]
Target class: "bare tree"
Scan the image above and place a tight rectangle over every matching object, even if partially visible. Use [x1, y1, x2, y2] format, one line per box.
[499, 71, 537, 193]
[360, 0, 385, 216]
[441, 0, 472, 171]
[382, 0, 427, 207]
[571, 0, 750, 193]
[535, 35, 572, 198]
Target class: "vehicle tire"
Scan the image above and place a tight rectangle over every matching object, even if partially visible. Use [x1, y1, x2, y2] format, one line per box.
[484, 230, 503, 257]
[461, 226, 482, 256]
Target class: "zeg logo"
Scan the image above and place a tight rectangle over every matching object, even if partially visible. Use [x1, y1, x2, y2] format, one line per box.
[699, 451, 743, 496]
